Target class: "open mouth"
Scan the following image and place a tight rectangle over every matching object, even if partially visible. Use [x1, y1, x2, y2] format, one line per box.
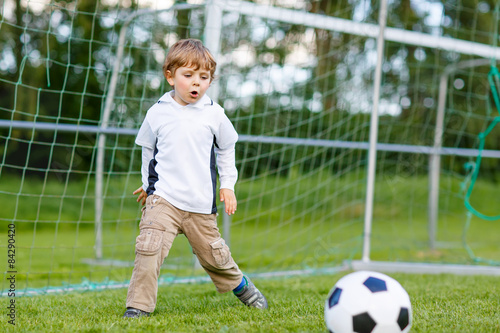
[190, 91, 199, 98]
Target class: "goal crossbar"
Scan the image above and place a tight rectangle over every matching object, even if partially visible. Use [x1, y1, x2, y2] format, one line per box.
[2, 120, 500, 159]
[215, 0, 500, 60]
[350, 260, 500, 276]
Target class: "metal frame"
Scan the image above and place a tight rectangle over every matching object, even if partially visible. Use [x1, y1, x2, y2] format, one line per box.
[2, 120, 499, 159]
[428, 59, 494, 250]
[361, 0, 387, 263]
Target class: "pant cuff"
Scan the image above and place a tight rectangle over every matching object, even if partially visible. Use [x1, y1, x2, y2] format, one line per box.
[125, 302, 155, 313]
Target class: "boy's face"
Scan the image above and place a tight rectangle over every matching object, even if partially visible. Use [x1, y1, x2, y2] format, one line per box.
[165, 66, 211, 106]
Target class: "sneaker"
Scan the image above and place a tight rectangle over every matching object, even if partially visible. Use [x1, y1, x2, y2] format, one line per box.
[123, 307, 150, 318]
[234, 276, 268, 309]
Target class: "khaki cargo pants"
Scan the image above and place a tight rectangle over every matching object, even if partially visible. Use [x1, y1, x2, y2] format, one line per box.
[126, 195, 243, 313]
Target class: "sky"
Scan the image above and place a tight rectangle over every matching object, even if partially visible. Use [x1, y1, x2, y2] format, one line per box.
[1, 0, 202, 18]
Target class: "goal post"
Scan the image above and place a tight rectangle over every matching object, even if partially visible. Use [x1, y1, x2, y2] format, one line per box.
[361, 0, 387, 264]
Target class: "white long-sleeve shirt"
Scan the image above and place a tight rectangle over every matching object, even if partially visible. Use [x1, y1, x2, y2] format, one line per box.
[135, 91, 238, 214]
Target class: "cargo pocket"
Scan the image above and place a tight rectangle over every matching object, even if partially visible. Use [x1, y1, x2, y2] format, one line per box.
[209, 238, 230, 267]
[135, 221, 165, 256]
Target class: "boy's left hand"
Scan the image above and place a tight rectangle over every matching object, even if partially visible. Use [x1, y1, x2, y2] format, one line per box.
[133, 186, 147, 206]
[220, 188, 237, 216]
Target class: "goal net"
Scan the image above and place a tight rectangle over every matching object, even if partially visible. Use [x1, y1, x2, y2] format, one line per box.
[1, 0, 500, 296]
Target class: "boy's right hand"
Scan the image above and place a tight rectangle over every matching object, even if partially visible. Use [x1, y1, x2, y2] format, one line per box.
[133, 186, 147, 206]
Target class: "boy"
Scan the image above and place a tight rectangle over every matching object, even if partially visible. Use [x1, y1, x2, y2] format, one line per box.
[123, 39, 268, 318]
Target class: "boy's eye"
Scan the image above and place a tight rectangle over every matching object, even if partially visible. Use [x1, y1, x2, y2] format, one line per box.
[184, 74, 191, 77]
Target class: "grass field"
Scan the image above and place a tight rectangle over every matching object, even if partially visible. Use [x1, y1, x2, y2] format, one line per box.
[5, 273, 500, 332]
[2, 172, 500, 331]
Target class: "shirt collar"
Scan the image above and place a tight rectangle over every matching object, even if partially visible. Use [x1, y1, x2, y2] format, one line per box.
[158, 91, 213, 109]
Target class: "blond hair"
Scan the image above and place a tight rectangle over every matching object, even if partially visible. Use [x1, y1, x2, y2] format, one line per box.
[163, 39, 217, 81]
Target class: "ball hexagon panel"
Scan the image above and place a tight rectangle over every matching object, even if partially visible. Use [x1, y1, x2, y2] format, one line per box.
[334, 280, 371, 315]
[325, 305, 353, 333]
[367, 292, 402, 324]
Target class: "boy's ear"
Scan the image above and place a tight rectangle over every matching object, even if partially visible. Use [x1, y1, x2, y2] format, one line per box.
[165, 70, 174, 86]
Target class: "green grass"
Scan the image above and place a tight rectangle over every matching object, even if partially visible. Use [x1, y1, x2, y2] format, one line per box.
[6, 273, 500, 332]
[2, 172, 500, 331]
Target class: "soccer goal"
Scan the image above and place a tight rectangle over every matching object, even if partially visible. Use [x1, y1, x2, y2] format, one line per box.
[2, 0, 500, 296]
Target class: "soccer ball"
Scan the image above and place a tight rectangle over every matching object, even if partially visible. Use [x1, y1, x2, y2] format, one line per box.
[324, 271, 412, 333]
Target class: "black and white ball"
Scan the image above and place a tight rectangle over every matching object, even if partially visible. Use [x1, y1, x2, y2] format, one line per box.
[324, 271, 412, 333]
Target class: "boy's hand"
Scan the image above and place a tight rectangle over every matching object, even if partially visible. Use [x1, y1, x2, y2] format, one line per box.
[133, 186, 147, 206]
[220, 188, 237, 216]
